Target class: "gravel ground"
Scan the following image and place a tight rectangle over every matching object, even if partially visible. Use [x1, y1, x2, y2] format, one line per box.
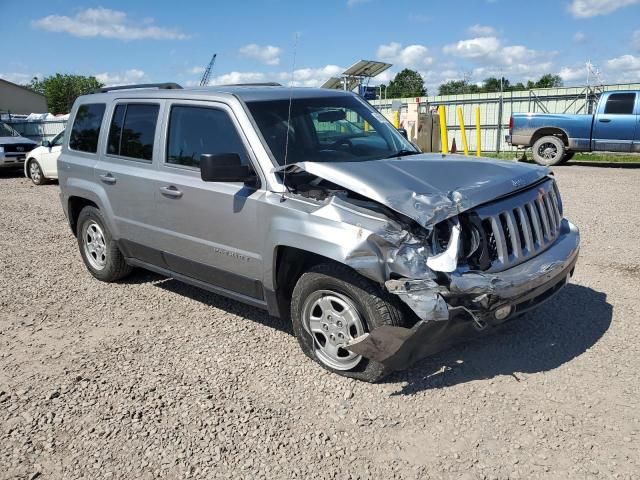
[1, 165, 639, 480]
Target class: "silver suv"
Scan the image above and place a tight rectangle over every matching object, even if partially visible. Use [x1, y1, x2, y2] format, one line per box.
[58, 83, 580, 382]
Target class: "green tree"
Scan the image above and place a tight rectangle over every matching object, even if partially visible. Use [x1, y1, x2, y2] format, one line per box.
[534, 74, 563, 88]
[384, 69, 426, 98]
[438, 80, 479, 95]
[28, 74, 104, 114]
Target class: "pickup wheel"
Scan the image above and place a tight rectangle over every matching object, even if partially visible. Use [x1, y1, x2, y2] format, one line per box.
[532, 136, 566, 166]
[291, 263, 408, 382]
[76, 206, 133, 282]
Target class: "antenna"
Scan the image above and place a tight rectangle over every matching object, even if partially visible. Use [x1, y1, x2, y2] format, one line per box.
[200, 54, 217, 87]
[280, 33, 299, 202]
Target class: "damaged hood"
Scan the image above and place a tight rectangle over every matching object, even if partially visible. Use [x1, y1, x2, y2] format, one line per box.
[278, 154, 549, 226]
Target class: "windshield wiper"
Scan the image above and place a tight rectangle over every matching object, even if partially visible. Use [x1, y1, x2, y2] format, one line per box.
[384, 149, 420, 159]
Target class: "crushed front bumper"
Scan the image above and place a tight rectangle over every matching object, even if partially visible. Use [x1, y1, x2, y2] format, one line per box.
[346, 220, 580, 371]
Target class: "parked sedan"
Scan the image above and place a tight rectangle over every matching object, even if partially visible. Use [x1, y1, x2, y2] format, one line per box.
[24, 130, 64, 185]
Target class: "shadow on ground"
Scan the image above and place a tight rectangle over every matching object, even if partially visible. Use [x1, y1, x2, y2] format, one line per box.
[122, 269, 610, 394]
[122, 270, 292, 335]
[386, 283, 612, 395]
[0, 168, 26, 179]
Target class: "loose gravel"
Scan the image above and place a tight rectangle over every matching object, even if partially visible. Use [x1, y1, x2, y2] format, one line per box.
[1, 165, 639, 479]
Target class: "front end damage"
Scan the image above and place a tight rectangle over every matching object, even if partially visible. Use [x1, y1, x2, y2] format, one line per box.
[278, 156, 580, 371]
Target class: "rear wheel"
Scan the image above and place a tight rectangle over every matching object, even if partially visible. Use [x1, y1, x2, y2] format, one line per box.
[532, 136, 565, 166]
[77, 206, 132, 282]
[291, 263, 409, 382]
[28, 159, 46, 185]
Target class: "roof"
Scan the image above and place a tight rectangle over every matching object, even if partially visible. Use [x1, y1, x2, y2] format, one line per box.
[0, 78, 46, 99]
[82, 84, 355, 103]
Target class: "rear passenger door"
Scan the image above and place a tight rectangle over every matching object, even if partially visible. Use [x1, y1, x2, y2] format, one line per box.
[94, 100, 164, 251]
[151, 101, 265, 300]
[592, 92, 637, 152]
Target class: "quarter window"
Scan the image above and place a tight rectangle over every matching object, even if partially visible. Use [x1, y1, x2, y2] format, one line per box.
[107, 103, 159, 161]
[69, 104, 106, 153]
[604, 93, 635, 115]
[166, 106, 249, 168]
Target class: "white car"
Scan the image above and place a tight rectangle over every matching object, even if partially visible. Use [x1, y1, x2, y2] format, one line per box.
[24, 130, 64, 185]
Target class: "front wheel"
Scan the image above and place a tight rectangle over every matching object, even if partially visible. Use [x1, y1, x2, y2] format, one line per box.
[291, 263, 409, 382]
[28, 159, 46, 185]
[532, 136, 566, 166]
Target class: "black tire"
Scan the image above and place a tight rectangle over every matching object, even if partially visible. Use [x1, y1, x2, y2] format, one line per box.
[76, 206, 132, 282]
[291, 262, 409, 382]
[560, 151, 575, 164]
[531, 136, 566, 166]
[27, 159, 46, 185]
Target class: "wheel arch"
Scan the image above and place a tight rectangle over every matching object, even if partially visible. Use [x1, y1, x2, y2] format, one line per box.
[67, 196, 99, 236]
[531, 128, 569, 148]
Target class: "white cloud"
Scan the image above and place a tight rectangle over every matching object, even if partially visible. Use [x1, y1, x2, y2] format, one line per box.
[567, 0, 640, 18]
[467, 24, 496, 36]
[377, 42, 433, 67]
[0, 72, 41, 85]
[32, 7, 188, 40]
[94, 69, 148, 86]
[239, 44, 282, 66]
[573, 31, 587, 43]
[442, 35, 555, 82]
[605, 54, 640, 82]
[559, 66, 586, 82]
[443, 36, 501, 59]
[209, 64, 344, 88]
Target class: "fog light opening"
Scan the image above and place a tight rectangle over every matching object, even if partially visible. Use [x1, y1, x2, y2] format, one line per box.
[494, 304, 513, 321]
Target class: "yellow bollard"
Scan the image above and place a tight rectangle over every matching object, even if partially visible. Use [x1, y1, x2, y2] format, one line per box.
[393, 111, 400, 129]
[457, 107, 469, 156]
[438, 105, 448, 154]
[475, 107, 481, 156]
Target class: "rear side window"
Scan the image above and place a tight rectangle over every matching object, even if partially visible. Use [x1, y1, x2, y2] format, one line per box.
[107, 103, 159, 161]
[604, 93, 636, 115]
[166, 106, 248, 168]
[69, 104, 106, 153]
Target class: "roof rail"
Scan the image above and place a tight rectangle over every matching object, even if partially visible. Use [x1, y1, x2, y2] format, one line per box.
[218, 82, 282, 87]
[91, 82, 183, 94]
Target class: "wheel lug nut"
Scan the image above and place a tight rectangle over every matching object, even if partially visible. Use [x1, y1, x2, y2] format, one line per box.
[338, 332, 344, 339]
[327, 315, 333, 321]
[336, 321, 343, 328]
[322, 324, 329, 331]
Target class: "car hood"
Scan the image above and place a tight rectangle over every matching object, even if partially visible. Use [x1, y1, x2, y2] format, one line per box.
[277, 153, 550, 226]
[0, 136, 37, 145]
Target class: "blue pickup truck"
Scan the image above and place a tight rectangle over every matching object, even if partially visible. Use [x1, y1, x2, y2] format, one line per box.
[507, 90, 640, 165]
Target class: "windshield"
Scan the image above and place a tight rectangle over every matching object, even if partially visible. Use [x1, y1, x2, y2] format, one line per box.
[246, 95, 417, 165]
[0, 122, 20, 137]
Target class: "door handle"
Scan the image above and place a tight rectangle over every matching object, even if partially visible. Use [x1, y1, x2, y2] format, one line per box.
[99, 173, 116, 184]
[598, 118, 611, 123]
[160, 186, 183, 198]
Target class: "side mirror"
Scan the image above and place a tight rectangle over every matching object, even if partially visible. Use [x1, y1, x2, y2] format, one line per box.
[41, 140, 51, 148]
[397, 128, 408, 139]
[200, 153, 255, 183]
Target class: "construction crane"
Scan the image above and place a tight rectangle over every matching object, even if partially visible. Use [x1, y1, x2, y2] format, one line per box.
[199, 54, 217, 87]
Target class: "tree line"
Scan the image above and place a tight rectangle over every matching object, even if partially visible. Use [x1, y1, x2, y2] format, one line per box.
[376, 69, 563, 99]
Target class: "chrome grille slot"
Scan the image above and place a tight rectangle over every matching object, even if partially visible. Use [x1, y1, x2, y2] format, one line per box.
[468, 179, 563, 272]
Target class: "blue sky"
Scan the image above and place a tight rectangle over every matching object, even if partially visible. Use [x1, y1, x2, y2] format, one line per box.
[2, 0, 640, 93]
